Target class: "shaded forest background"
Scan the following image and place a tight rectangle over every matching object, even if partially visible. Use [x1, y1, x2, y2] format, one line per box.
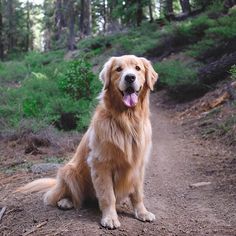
[1, 0, 235, 55]
[0, 0, 235, 147]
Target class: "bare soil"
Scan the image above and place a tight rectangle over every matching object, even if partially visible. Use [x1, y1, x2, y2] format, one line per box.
[0, 92, 236, 236]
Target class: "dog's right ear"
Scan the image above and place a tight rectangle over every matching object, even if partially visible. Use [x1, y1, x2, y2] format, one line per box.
[99, 57, 114, 90]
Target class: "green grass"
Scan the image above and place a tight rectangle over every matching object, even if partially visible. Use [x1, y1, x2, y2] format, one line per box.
[44, 156, 65, 164]
[0, 161, 33, 174]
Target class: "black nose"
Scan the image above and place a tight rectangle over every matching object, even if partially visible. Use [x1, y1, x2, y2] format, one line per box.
[125, 74, 136, 83]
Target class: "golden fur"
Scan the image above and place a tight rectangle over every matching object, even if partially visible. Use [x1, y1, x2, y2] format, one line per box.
[17, 55, 158, 229]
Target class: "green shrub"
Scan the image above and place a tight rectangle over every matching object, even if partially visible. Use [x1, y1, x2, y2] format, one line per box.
[230, 65, 236, 80]
[59, 59, 101, 100]
[0, 61, 29, 83]
[186, 12, 236, 58]
[154, 60, 197, 88]
[203, 13, 236, 40]
[172, 15, 215, 42]
[206, 0, 224, 14]
[25, 50, 64, 70]
[206, 14, 236, 40]
[0, 50, 103, 132]
[206, 20, 236, 39]
[77, 35, 109, 50]
[186, 39, 215, 57]
[23, 50, 66, 82]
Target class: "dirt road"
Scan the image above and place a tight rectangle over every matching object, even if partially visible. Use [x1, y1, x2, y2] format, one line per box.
[1, 93, 236, 235]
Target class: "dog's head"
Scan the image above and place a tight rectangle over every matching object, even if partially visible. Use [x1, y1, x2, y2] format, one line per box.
[99, 55, 158, 108]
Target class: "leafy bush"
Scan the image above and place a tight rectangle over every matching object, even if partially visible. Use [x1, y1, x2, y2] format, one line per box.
[186, 39, 215, 57]
[0, 57, 101, 132]
[25, 50, 64, 70]
[172, 15, 215, 42]
[24, 50, 67, 81]
[230, 65, 236, 80]
[58, 59, 101, 100]
[154, 60, 206, 100]
[154, 60, 197, 88]
[186, 12, 236, 58]
[205, 0, 224, 15]
[206, 17, 236, 39]
[0, 61, 29, 83]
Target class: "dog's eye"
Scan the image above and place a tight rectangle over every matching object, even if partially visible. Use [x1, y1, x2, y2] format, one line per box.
[135, 65, 141, 71]
[116, 66, 122, 72]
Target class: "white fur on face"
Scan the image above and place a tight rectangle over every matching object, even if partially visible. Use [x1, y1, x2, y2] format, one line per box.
[118, 68, 142, 92]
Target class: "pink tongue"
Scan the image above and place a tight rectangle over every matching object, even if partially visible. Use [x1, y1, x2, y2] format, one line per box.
[123, 93, 138, 107]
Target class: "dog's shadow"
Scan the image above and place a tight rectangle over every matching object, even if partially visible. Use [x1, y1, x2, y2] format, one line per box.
[83, 198, 134, 220]
[41, 198, 135, 228]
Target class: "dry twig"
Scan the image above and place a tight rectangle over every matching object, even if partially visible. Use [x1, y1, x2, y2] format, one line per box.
[22, 221, 48, 236]
[0, 207, 6, 221]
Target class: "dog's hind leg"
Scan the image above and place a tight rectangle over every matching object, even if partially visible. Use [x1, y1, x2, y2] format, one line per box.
[57, 198, 74, 210]
[43, 175, 67, 207]
[44, 162, 87, 209]
[58, 164, 85, 208]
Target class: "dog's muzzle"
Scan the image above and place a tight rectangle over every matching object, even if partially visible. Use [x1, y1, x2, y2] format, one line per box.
[119, 73, 141, 108]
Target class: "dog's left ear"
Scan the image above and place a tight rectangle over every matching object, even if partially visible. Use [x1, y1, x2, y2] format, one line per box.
[140, 57, 158, 91]
[99, 57, 115, 90]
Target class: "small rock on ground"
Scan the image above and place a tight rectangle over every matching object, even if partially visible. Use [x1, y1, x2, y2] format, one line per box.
[31, 163, 62, 174]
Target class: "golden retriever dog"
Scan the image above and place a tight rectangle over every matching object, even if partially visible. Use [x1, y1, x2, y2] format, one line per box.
[17, 55, 158, 229]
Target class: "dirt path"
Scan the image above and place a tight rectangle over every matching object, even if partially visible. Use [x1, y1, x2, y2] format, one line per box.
[1, 93, 236, 235]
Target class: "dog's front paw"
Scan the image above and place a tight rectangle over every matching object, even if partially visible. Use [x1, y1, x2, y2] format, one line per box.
[101, 215, 121, 229]
[135, 210, 156, 222]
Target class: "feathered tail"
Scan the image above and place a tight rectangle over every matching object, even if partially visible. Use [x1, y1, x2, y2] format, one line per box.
[16, 178, 56, 193]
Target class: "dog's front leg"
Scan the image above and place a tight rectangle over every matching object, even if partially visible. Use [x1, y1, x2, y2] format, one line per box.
[91, 163, 120, 229]
[130, 175, 156, 222]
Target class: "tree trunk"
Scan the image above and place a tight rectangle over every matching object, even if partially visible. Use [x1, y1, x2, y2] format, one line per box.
[7, 0, 14, 52]
[136, 0, 143, 26]
[80, 0, 91, 35]
[55, 0, 62, 41]
[148, 0, 154, 22]
[165, 0, 173, 13]
[55, 0, 66, 41]
[107, 0, 120, 32]
[180, 0, 191, 14]
[79, 0, 84, 35]
[25, 0, 30, 52]
[84, 0, 91, 35]
[0, 0, 4, 60]
[102, 0, 107, 32]
[68, 1, 76, 50]
[165, 0, 175, 20]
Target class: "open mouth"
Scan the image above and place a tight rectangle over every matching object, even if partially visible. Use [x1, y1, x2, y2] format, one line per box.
[120, 87, 141, 108]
